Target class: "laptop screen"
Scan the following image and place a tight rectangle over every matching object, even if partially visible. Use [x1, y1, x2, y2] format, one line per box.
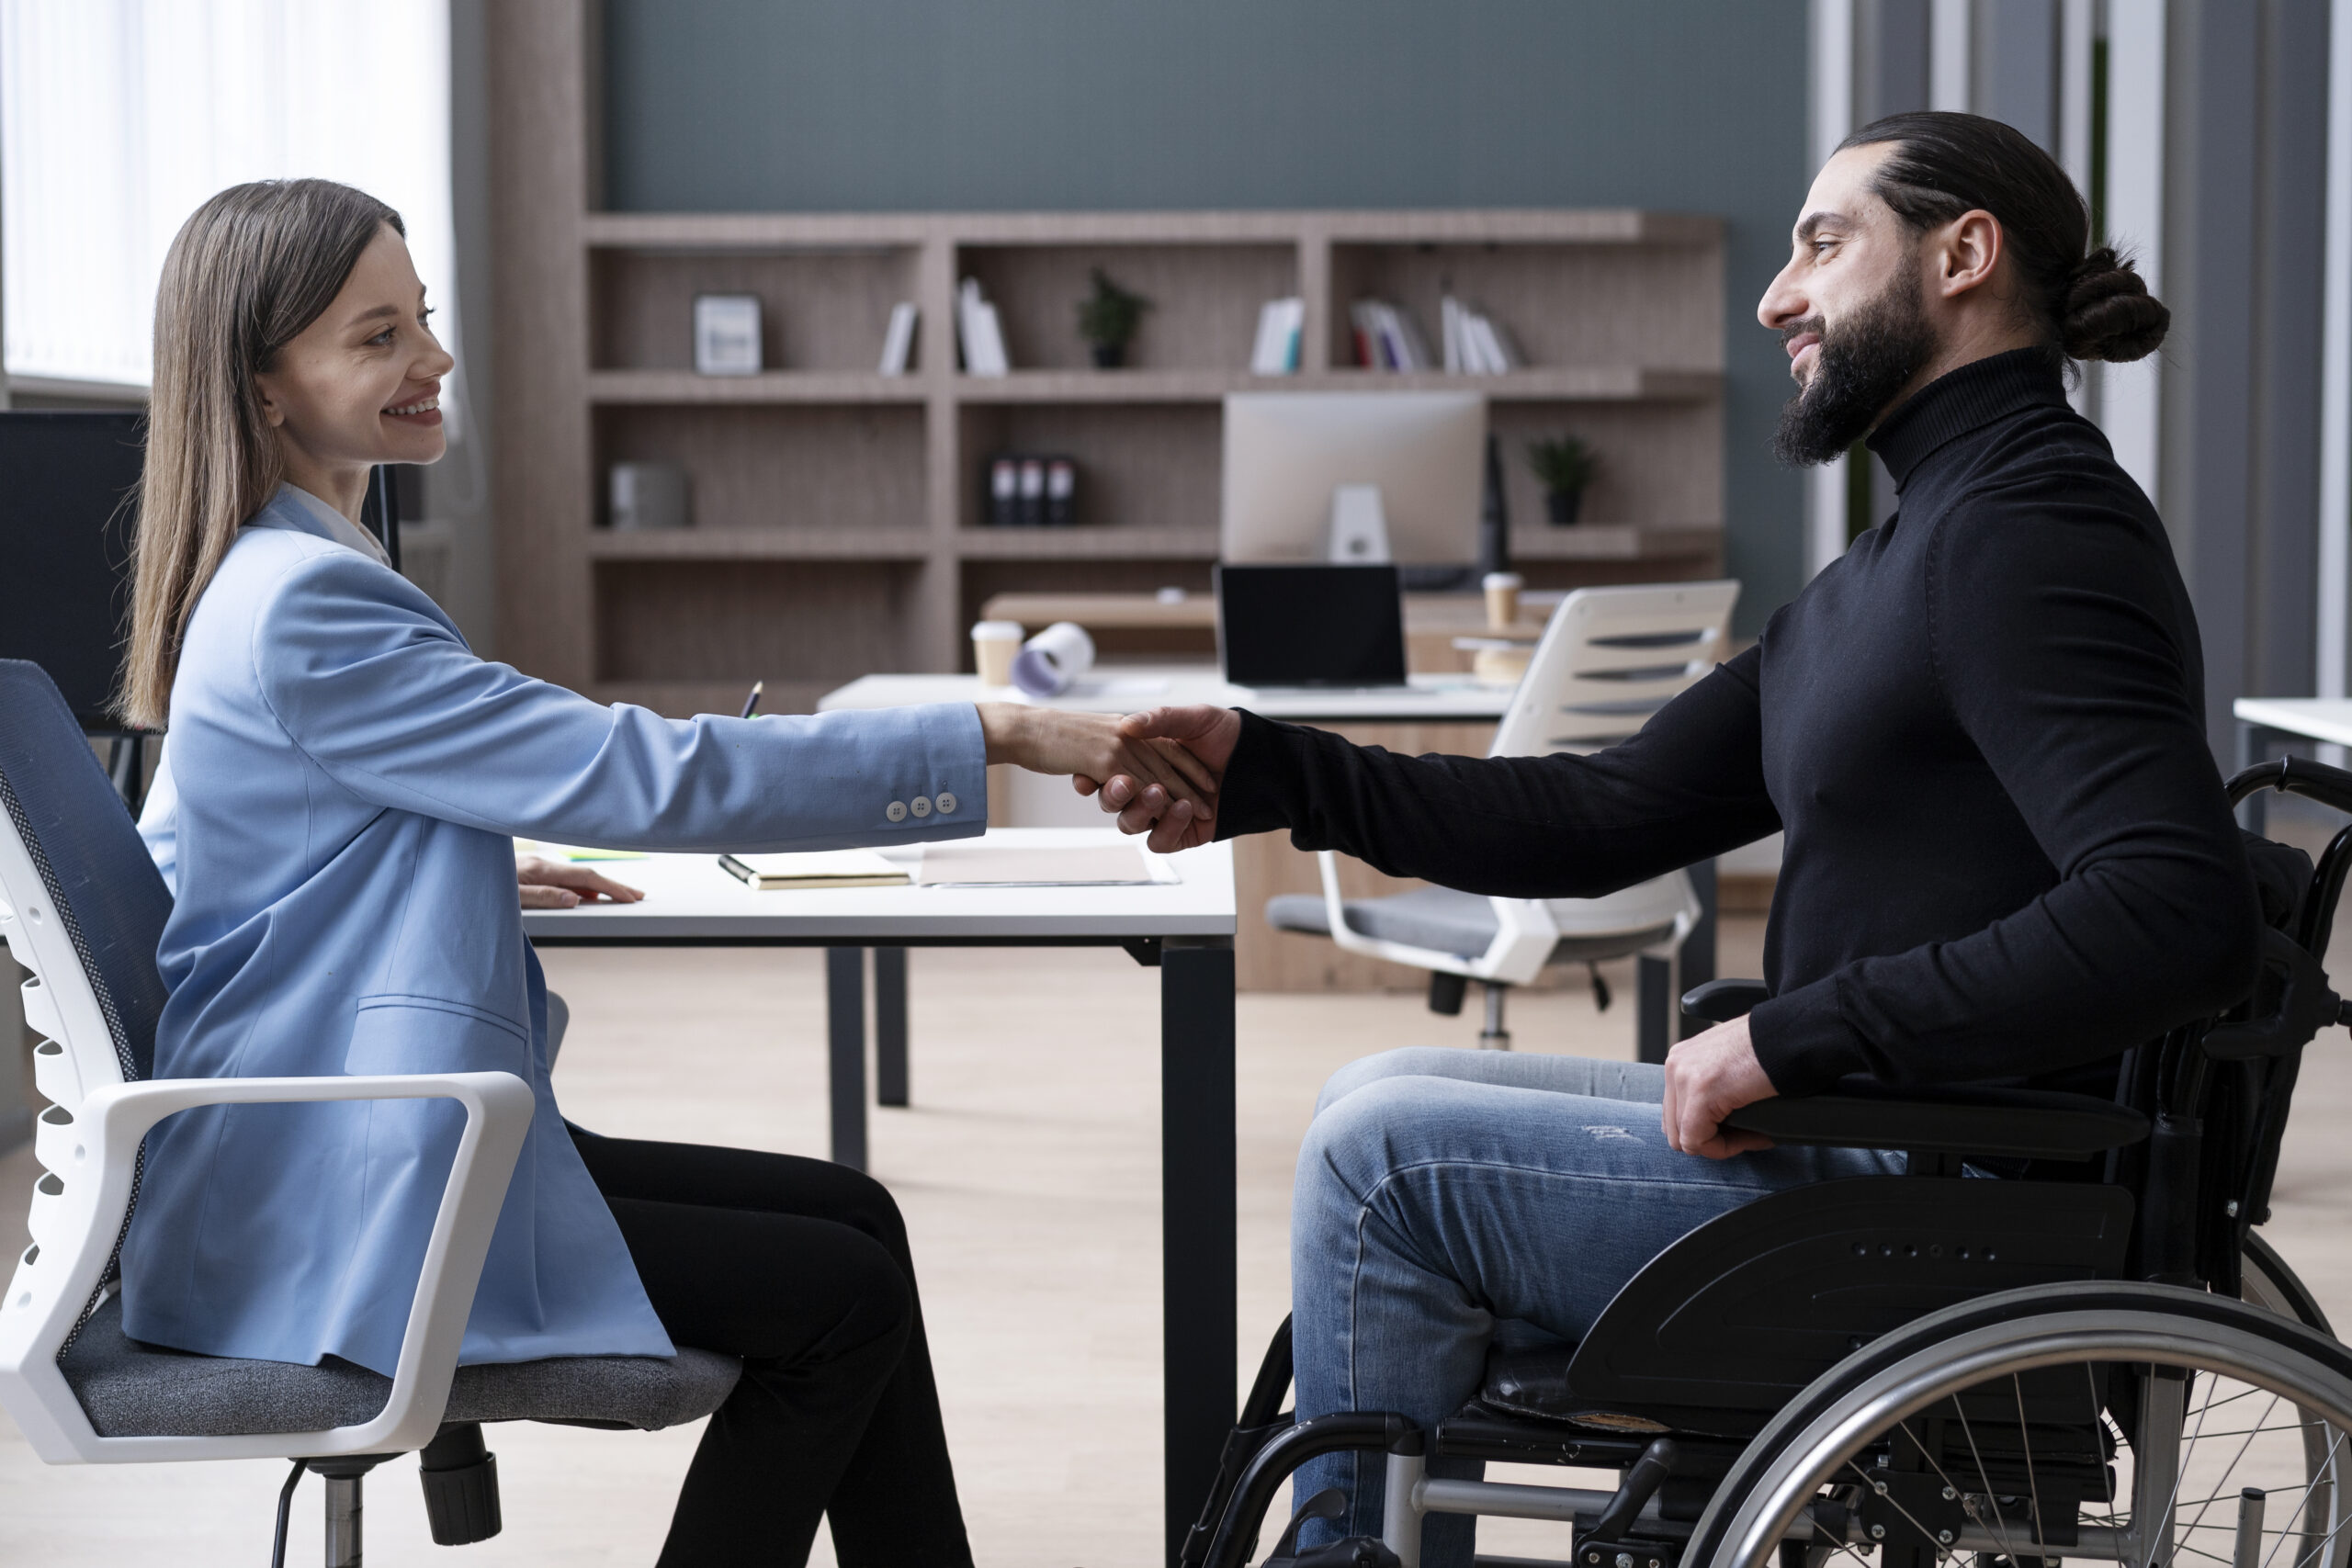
[1216, 563, 1408, 688]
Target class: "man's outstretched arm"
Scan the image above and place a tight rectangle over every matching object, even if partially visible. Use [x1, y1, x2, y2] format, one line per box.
[1099, 646, 1783, 899]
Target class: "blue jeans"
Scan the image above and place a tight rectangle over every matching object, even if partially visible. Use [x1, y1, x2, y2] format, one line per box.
[1288, 1048, 1902, 1563]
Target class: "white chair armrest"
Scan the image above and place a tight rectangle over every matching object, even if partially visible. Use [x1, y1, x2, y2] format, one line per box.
[0, 1071, 535, 1463]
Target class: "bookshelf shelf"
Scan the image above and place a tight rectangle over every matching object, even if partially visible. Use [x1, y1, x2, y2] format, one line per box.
[587, 528, 935, 561]
[490, 17, 1726, 713]
[948, 367, 1721, 405]
[955, 527, 1220, 561]
[587, 370, 930, 405]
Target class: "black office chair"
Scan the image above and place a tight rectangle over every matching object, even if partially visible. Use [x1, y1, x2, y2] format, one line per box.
[0, 660, 739, 1567]
[1186, 754, 2352, 1568]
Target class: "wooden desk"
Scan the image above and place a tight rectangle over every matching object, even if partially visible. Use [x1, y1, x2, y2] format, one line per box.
[523, 830, 1238, 1553]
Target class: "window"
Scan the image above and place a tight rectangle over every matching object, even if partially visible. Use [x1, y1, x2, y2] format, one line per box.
[1, 0, 455, 396]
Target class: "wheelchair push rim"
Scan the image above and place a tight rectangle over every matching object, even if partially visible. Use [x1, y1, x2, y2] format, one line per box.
[1689, 1283, 2352, 1568]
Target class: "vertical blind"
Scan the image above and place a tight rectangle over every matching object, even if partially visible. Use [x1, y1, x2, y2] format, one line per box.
[1, 0, 456, 409]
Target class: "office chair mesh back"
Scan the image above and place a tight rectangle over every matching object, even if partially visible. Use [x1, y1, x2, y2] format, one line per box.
[0, 660, 167, 1087]
[0, 660, 171, 1356]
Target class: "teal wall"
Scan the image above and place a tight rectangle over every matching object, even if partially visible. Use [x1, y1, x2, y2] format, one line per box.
[602, 0, 1811, 627]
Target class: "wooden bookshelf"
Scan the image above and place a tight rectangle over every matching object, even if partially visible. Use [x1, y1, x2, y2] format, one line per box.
[489, 3, 1728, 714]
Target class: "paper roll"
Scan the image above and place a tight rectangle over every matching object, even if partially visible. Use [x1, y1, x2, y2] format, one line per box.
[1011, 620, 1096, 698]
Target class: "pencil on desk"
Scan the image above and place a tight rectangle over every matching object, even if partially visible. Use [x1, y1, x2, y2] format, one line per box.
[739, 680, 764, 720]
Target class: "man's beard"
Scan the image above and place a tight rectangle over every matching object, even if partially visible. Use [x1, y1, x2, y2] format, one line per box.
[1771, 271, 1937, 467]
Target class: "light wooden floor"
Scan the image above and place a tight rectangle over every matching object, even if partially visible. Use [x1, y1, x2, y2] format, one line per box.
[6, 912, 2352, 1566]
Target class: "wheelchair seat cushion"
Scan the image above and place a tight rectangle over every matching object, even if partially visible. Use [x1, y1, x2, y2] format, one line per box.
[59, 1294, 742, 1438]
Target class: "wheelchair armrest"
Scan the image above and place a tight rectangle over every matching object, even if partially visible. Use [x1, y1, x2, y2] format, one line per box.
[1720, 1078, 2151, 1160]
[1681, 978, 1770, 1024]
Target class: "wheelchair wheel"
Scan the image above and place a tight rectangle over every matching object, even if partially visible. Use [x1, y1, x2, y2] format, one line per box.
[1685, 1281, 2352, 1568]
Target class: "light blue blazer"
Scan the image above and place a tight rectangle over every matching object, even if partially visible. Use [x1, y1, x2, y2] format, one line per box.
[125, 488, 986, 1374]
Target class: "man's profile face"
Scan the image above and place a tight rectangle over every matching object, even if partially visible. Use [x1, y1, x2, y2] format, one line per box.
[1759, 143, 1940, 466]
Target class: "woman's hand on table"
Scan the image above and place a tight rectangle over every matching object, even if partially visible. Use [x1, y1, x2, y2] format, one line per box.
[1081, 705, 1243, 854]
[975, 703, 1218, 840]
[516, 855, 644, 909]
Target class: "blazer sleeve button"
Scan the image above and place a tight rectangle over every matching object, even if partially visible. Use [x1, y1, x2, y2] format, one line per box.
[935, 792, 957, 816]
[910, 795, 932, 818]
[886, 800, 908, 823]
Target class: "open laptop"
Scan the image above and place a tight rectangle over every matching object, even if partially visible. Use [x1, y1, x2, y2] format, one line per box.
[1216, 563, 1408, 690]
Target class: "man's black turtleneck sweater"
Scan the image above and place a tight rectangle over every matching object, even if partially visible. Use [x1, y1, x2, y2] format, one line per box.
[1215, 349, 2262, 1094]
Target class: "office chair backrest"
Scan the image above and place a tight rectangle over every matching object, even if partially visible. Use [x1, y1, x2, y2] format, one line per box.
[1488, 581, 1739, 759]
[0, 660, 168, 1096]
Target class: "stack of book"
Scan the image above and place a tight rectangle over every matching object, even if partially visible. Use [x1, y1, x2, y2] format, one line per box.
[1440, 295, 1521, 374]
[1348, 299, 1435, 370]
[956, 279, 1010, 376]
[1249, 297, 1305, 374]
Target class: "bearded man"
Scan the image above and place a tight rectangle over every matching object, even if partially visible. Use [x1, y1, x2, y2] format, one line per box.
[1083, 112, 2253, 1566]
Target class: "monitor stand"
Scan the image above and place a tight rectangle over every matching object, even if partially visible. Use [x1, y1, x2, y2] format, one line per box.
[1324, 483, 1392, 564]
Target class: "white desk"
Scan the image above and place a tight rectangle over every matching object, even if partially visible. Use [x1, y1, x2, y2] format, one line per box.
[821, 672, 1718, 1060]
[522, 829, 1236, 1551]
[2235, 698, 2352, 750]
[2233, 700, 2352, 831]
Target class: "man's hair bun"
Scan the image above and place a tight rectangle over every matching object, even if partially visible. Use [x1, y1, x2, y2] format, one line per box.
[2063, 247, 2170, 363]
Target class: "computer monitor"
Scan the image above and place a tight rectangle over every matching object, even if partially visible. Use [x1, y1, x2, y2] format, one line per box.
[1220, 391, 1486, 570]
[0, 411, 146, 728]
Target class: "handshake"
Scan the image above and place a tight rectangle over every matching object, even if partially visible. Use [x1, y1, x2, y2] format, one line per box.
[977, 703, 1243, 853]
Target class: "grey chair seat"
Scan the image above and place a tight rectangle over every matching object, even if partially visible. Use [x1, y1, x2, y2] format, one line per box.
[1267, 888, 1678, 964]
[60, 1295, 741, 1438]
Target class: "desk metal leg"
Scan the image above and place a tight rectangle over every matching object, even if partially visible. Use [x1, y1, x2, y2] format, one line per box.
[1160, 938, 1237, 1568]
[826, 947, 867, 1170]
[876, 947, 909, 1108]
[1636, 957, 1670, 1065]
[1679, 858, 1717, 1042]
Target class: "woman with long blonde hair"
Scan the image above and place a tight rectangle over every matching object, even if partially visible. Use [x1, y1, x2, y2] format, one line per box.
[120, 178, 1208, 1565]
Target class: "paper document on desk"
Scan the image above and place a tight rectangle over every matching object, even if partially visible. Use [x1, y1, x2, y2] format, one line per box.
[517, 840, 648, 863]
[915, 842, 1177, 886]
[719, 850, 911, 890]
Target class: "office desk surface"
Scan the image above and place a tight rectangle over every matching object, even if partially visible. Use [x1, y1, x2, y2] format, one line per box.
[520, 829, 1235, 943]
[2234, 698, 2352, 749]
[819, 667, 1517, 722]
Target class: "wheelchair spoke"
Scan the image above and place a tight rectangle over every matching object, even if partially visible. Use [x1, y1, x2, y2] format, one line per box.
[2260, 1423, 2348, 1568]
[1951, 1394, 2030, 1565]
[2013, 1374, 2051, 1550]
[2278, 1494, 2352, 1568]
[2178, 1393, 2282, 1551]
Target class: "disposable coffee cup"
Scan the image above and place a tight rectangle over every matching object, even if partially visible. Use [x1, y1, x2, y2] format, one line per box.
[1483, 571, 1524, 630]
[972, 621, 1023, 687]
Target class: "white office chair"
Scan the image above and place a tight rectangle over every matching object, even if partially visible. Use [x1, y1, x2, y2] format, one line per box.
[0, 660, 740, 1566]
[1266, 580, 1739, 1047]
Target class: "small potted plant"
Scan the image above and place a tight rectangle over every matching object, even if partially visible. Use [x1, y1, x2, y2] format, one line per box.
[1527, 434, 1599, 525]
[1076, 268, 1150, 368]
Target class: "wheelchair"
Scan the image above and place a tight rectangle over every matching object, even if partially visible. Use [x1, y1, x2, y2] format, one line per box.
[1184, 755, 2352, 1568]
